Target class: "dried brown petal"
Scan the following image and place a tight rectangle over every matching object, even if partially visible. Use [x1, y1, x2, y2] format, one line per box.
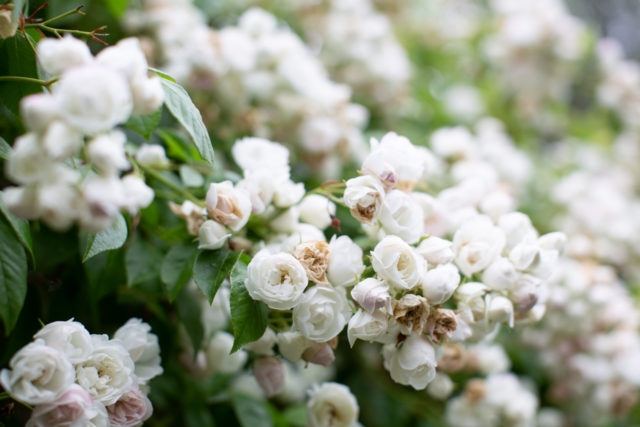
[294, 240, 330, 285]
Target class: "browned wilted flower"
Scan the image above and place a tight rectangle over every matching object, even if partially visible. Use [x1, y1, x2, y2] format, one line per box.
[438, 344, 467, 373]
[294, 240, 330, 285]
[169, 201, 206, 235]
[427, 308, 457, 342]
[392, 294, 429, 334]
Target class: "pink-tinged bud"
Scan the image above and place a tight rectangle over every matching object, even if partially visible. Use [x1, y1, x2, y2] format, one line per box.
[26, 384, 93, 427]
[253, 357, 285, 398]
[302, 343, 335, 367]
[107, 387, 153, 427]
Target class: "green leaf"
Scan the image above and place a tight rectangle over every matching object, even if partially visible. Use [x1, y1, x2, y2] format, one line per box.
[105, 0, 129, 17]
[125, 236, 163, 286]
[159, 78, 215, 167]
[179, 165, 204, 188]
[0, 34, 42, 114]
[229, 255, 267, 353]
[283, 404, 308, 427]
[161, 243, 197, 301]
[150, 67, 176, 83]
[0, 136, 11, 159]
[0, 196, 34, 265]
[125, 107, 162, 140]
[231, 393, 273, 427]
[83, 214, 128, 262]
[0, 218, 28, 334]
[193, 249, 240, 303]
[176, 284, 204, 356]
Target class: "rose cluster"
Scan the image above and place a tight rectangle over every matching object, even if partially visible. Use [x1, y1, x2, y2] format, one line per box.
[0, 319, 162, 426]
[3, 36, 161, 231]
[126, 2, 368, 173]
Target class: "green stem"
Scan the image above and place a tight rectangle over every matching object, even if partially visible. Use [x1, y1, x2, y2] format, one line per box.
[0, 75, 50, 86]
[139, 163, 204, 206]
[40, 7, 85, 26]
[24, 24, 98, 39]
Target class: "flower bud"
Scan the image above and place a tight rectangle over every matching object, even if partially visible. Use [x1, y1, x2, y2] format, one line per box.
[327, 235, 365, 287]
[136, 144, 169, 167]
[351, 278, 392, 314]
[20, 94, 59, 134]
[298, 195, 336, 229]
[244, 328, 276, 356]
[347, 310, 389, 347]
[253, 357, 285, 397]
[37, 35, 92, 76]
[422, 263, 460, 305]
[277, 331, 310, 362]
[482, 257, 518, 291]
[427, 372, 454, 400]
[198, 220, 231, 250]
[486, 295, 514, 327]
[302, 343, 335, 367]
[0, 5, 17, 39]
[417, 236, 455, 265]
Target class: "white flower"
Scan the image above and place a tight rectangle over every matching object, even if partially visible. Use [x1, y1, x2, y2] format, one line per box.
[243, 328, 277, 356]
[114, 318, 163, 382]
[56, 64, 133, 135]
[231, 137, 289, 175]
[246, 250, 308, 310]
[2, 186, 40, 220]
[205, 181, 252, 231]
[417, 236, 455, 266]
[453, 215, 506, 277]
[26, 384, 95, 427]
[273, 180, 305, 208]
[430, 126, 476, 159]
[299, 117, 342, 153]
[0, 5, 17, 39]
[120, 175, 154, 214]
[135, 144, 169, 167]
[96, 38, 148, 82]
[270, 208, 300, 233]
[33, 319, 93, 364]
[6, 133, 56, 185]
[20, 93, 59, 134]
[252, 357, 285, 397]
[106, 386, 153, 427]
[41, 121, 82, 160]
[343, 175, 385, 224]
[350, 278, 392, 313]
[327, 235, 365, 287]
[371, 235, 426, 291]
[382, 334, 437, 390]
[198, 220, 231, 250]
[307, 382, 359, 427]
[486, 295, 514, 327]
[347, 310, 389, 347]
[75, 336, 135, 405]
[481, 258, 518, 291]
[293, 286, 350, 342]
[427, 372, 454, 400]
[362, 132, 424, 186]
[378, 189, 425, 244]
[86, 131, 130, 175]
[205, 332, 247, 374]
[130, 75, 164, 115]
[37, 35, 92, 76]
[422, 263, 460, 305]
[0, 339, 74, 405]
[277, 331, 311, 362]
[298, 195, 336, 229]
[497, 212, 537, 250]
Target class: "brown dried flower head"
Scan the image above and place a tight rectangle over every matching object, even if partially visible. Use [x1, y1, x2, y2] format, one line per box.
[293, 240, 330, 285]
[169, 201, 206, 235]
[392, 294, 429, 335]
[427, 308, 458, 342]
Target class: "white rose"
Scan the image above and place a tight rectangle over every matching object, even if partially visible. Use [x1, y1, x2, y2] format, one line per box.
[41, 120, 82, 160]
[497, 212, 537, 250]
[26, 384, 95, 427]
[362, 132, 424, 186]
[350, 278, 392, 314]
[292, 286, 350, 342]
[486, 295, 514, 327]
[75, 336, 134, 405]
[378, 189, 425, 244]
[55, 64, 133, 135]
[198, 220, 231, 250]
[231, 137, 290, 175]
[453, 215, 506, 277]
[273, 180, 305, 208]
[417, 236, 455, 265]
[106, 386, 153, 427]
[86, 131, 130, 175]
[307, 382, 359, 427]
[455, 282, 488, 314]
[6, 133, 56, 185]
[243, 328, 277, 356]
[382, 334, 437, 390]
[96, 38, 148, 82]
[135, 144, 169, 168]
[246, 251, 308, 310]
[481, 258, 518, 291]
[37, 35, 92, 76]
[20, 93, 59, 134]
[38, 182, 81, 231]
[33, 319, 93, 364]
[114, 318, 163, 382]
[130, 75, 164, 115]
[205, 181, 252, 232]
[120, 175, 154, 214]
[298, 195, 336, 229]
[347, 310, 389, 347]
[2, 186, 41, 220]
[327, 235, 365, 287]
[270, 208, 300, 233]
[422, 263, 460, 305]
[205, 332, 247, 374]
[371, 235, 426, 291]
[343, 175, 385, 224]
[277, 331, 311, 362]
[0, 340, 74, 405]
[427, 372, 454, 400]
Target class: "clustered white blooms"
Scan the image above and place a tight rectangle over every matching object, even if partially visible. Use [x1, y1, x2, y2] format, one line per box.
[126, 1, 368, 173]
[0, 318, 162, 426]
[3, 36, 161, 231]
[445, 373, 539, 427]
[483, 0, 586, 117]
[292, 0, 411, 106]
